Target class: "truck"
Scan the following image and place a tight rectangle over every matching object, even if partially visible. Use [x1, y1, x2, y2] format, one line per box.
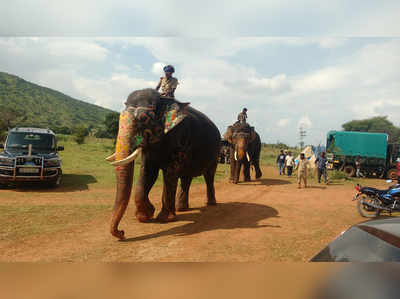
[0, 127, 64, 187]
[326, 131, 400, 179]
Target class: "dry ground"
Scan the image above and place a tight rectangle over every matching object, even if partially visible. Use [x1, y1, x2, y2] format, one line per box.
[0, 165, 392, 262]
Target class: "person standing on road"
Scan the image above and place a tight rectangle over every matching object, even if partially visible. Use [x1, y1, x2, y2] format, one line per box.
[276, 150, 286, 175]
[282, 149, 288, 175]
[295, 153, 310, 188]
[285, 151, 295, 177]
[355, 155, 364, 178]
[315, 152, 328, 184]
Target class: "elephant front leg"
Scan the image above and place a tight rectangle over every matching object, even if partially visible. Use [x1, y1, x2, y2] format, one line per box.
[157, 168, 178, 222]
[134, 162, 158, 222]
[229, 150, 235, 183]
[177, 176, 193, 211]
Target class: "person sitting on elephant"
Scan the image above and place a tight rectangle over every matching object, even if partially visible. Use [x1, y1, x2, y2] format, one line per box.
[156, 65, 179, 98]
[237, 108, 248, 124]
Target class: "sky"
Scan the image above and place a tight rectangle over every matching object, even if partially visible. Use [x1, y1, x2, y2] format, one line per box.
[1, 1, 400, 146]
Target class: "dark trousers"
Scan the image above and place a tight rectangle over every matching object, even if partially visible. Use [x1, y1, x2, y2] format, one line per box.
[287, 166, 293, 176]
[317, 168, 327, 183]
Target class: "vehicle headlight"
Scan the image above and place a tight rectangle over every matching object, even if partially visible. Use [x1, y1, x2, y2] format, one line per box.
[44, 158, 61, 167]
[0, 157, 15, 166]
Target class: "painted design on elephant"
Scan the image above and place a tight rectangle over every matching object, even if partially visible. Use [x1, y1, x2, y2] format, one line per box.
[163, 102, 187, 134]
[115, 109, 135, 161]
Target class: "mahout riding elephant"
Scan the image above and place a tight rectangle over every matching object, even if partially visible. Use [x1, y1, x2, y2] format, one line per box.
[224, 123, 262, 184]
[106, 89, 220, 239]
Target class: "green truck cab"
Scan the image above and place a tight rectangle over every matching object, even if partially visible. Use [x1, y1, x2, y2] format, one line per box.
[326, 131, 400, 179]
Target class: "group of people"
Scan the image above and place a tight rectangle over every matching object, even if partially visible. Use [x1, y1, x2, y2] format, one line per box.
[276, 150, 329, 189]
[276, 150, 295, 177]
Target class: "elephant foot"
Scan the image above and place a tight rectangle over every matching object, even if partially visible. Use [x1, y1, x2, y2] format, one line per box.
[156, 210, 176, 223]
[135, 201, 155, 222]
[177, 203, 189, 211]
[206, 200, 217, 206]
[256, 172, 262, 179]
[110, 229, 125, 240]
[244, 177, 251, 182]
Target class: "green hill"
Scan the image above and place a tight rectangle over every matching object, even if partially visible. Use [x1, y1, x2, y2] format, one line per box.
[0, 72, 116, 131]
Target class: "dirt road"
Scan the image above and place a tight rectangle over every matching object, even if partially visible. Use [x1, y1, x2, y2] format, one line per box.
[0, 166, 376, 261]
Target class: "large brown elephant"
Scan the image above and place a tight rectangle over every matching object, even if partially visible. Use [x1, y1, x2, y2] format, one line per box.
[224, 123, 262, 184]
[106, 89, 220, 240]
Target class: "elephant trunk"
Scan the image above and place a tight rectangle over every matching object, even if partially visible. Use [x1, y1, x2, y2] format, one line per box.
[109, 109, 137, 240]
[235, 138, 247, 161]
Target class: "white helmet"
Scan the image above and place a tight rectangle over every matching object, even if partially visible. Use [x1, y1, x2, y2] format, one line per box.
[397, 158, 400, 162]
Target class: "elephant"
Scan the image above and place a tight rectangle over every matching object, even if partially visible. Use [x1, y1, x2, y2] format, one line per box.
[106, 89, 220, 240]
[223, 123, 262, 184]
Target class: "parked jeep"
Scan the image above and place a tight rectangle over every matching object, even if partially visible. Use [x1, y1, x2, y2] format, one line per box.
[0, 127, 63, 187]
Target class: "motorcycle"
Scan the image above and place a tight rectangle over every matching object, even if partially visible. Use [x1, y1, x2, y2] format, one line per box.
[353, 181, 400, 218]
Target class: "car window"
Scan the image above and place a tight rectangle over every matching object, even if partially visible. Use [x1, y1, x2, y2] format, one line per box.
[6, 133, 56, 150]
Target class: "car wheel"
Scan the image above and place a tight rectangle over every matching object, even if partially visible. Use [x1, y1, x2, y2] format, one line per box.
[343, 165, 356, 177]
[386, 168, 397, 180]
[48, 170, 62, 188]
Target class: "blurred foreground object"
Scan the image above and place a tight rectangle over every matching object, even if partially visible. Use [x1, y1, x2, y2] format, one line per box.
[311, 217, 400, 262]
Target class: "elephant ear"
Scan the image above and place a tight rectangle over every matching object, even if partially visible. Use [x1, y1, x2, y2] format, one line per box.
[223, 126, 234, 144]
[250, 127, 257, 142]
[162, 98, 190, 134]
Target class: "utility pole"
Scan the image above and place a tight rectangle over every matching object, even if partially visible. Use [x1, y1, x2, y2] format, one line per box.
[299, 126, 306, 149]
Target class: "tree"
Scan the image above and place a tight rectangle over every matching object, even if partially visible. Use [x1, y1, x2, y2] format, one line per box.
[104, 112, 120, 139]
[0, 106, 25, 140]
[72, 125, 89, 144]
[342, 116, 400, 143]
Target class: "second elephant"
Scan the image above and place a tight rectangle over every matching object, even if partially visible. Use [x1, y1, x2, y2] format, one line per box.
[224, 123, 262, 184]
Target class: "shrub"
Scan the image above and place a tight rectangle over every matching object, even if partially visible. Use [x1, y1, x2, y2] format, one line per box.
[72, 125, 89, 145]
[329, 170, 350, 180]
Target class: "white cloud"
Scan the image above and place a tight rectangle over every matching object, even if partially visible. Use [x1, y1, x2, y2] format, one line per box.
[152, 62, 166, 76]
[73, 73, 157, 111]
[293, 66, 353, 93]
[2, 1, 400, 36]
[248, 74, 290, 92]
[1, 36, 400, 146]
[277, 118, 290, 127]
[298, 116, 312, 129]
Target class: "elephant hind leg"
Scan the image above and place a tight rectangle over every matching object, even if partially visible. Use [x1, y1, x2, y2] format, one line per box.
[243, 162, 251, 182]
[177, 176, 192, 211]
[204, 162, 217, 206]
[253, 161, 262, 179]
[157, 169, 178, 223]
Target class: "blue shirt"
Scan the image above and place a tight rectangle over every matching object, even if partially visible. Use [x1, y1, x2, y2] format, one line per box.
[316, 157, 327, 169]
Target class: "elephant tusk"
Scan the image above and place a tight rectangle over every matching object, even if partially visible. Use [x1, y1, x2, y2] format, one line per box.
[234, 150, 238, 161]
[105, 153, 116, 162]
[246, 153, 250, 162]
[111, 148, 142, 166]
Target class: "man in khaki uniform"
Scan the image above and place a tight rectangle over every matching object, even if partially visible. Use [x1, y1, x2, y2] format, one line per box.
[237, 108, 248, 124]
[156, 65, 179, 98]
[295, 153, 310, 188]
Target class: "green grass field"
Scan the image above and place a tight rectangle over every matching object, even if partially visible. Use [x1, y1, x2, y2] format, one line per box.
[57, 135, 231, 190]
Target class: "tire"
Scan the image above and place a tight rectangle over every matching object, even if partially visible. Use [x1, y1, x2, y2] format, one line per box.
[356, 194, 381, 218]
[48, 170, 62, 188]
[343, 165, 356, 177]
[386, 168, 398, 180]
